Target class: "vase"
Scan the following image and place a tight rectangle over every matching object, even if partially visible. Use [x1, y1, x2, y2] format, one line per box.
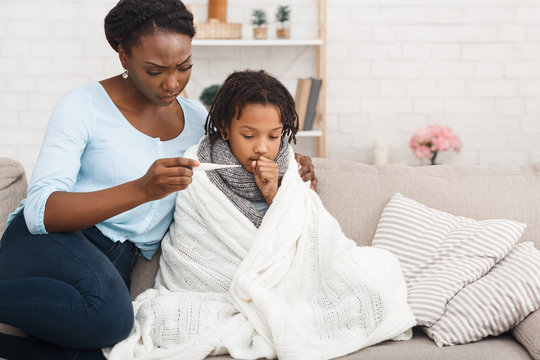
[253, 27, 267, 39]
[276, 27, 290, 39]
[208, 0, 227, 23]
[430, 150, 438, 165]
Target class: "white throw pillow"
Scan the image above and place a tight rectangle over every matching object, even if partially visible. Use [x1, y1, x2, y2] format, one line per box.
[371, 193, 527, 328]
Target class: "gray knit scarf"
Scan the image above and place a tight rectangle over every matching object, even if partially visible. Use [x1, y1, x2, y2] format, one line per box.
[197, 136, 289, 228]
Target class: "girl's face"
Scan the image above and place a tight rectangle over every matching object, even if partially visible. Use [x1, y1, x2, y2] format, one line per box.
[226, 104, 283, 174]
[120, 31, 193, 106]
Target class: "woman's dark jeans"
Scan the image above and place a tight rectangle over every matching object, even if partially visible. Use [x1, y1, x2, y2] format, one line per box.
[0, 212, 140, 359]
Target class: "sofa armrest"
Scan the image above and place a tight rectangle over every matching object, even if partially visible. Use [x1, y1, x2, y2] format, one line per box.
[0, 157, 27, 238]
[512, 309, 540, 360]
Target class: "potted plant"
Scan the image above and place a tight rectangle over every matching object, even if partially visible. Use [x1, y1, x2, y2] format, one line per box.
[199, 84, 221, 110]
[251, 9, 267, 40]
[275, 5, 291, 39]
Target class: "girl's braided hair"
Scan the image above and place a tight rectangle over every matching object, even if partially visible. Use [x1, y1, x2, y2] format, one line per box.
[206, 70, 299, 144]
[104, 0, 195, 54]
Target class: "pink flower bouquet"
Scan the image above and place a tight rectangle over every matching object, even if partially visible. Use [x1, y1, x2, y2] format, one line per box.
[409, 125, 462, 165]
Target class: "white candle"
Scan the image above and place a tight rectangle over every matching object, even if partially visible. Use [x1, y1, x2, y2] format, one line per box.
[373, 137, 390, 165]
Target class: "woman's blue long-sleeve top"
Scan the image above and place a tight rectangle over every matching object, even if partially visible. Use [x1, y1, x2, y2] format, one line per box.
[8, 82, 207, 259]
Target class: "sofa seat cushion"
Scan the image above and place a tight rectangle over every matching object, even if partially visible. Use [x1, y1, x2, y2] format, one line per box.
[206, 329, 530, 360]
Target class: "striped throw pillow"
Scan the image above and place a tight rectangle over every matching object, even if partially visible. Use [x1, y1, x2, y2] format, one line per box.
[371, 193, 527, 328]
[425, 242, 540, 346]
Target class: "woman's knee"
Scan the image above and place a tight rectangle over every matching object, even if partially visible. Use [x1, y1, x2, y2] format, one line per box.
[48, 287, 134, 349]
[88, 290, 134, 347]
[103, 300, 134, 345]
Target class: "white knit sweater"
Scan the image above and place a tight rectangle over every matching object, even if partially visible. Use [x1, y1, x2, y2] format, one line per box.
[104, 142, 415, 360]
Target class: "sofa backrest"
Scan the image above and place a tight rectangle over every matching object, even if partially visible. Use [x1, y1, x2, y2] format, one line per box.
[131, 158, 540, 298]
[4, 157, 539, 298]
[313, 158, 540, 250]
[0, 158, 27, 238]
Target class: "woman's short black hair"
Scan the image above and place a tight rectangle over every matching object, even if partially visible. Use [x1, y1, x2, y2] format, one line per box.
[104, 0, 195, 54]
[205, 70, 299, 144]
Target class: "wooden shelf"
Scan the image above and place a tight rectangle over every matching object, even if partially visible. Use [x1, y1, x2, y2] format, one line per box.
[192, 39, 323, 46]
[192, 0, 326, 158]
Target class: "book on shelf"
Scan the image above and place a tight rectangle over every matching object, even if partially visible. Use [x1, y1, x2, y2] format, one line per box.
[304, 78, 322, 130]
[294, 77, 322, 131]
[294, 78, 311, 130]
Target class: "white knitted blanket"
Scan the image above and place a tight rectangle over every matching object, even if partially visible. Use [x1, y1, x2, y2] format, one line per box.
[104, 143, 416, 360]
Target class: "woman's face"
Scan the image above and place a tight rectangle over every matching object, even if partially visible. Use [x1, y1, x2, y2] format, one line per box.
[226, 104, 283, 173]
[121, 31, 193, 106]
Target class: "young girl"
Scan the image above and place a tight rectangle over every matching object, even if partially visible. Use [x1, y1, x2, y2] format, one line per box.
[105, 70, 415, 360]
[200, 69, 300, 226]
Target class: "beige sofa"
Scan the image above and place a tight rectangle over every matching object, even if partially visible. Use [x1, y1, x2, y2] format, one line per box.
[1, 156, 539, 360]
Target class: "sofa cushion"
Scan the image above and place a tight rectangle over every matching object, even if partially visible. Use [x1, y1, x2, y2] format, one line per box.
[513, 309, 540, 360]
[312, 158, 540, 249]
[130, 248, 161, 300]
[0, 158, 27, 239]
[207, 329, 531, 360]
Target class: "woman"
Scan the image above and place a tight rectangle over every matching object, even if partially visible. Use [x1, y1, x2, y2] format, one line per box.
[0, 1, 316, 359]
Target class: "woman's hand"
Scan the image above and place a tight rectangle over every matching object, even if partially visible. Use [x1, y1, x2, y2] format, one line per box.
[137, 157, 199, 201]
[294, 153, 317, 190]
[252, 156, 279, 205]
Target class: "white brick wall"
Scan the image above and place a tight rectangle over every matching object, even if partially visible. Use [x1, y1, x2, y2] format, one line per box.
[2, 0, 540, 177]
[327, 0, 540, 166]
[1, 0, 120, 177]
[0, 0, 319, 177]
